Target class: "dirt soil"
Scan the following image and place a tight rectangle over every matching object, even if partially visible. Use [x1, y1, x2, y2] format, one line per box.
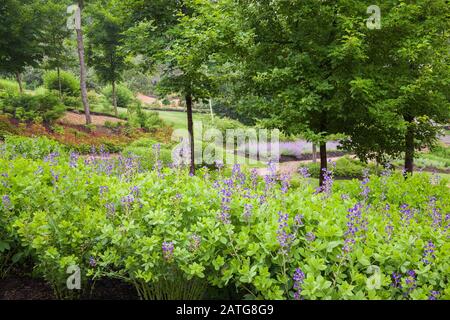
[0, 276, 138, 300]
[59, 112, 125, 126]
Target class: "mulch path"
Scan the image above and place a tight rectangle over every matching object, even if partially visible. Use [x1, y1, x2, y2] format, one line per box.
[59, 112, 125, 126]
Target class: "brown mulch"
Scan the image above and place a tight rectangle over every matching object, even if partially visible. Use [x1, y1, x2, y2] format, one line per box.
[59, 112, 125, 126]
[0, 276, 138, 300]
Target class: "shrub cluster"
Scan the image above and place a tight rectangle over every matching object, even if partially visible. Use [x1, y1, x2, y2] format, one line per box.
[43, 71, 80, 97]
[0, 90, 66, 124]
[300, 156, 379, 179]
[0, 137, 449, 300]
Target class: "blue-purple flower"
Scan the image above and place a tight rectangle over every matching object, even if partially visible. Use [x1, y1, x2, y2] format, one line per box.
[69, 152, 79, 168]
[277, 212, 294, 255]
[162, 241, 174, 261]
[391, 272, 402, 288]
[360, 169, 370, 199]
[189, 235, 201, 252]
[243, 204, 253, 222]
[89, 257, 97, 267]
[422, 240, 436, 265]
[105, 202, 116, 217]
[298, 167, 310, 179]
[342, 202, 363, 254]
[428, 290, 440, 300]
[292, 268, 305, 300]
[305, 232, 316, 242]
[2, 195, 11, 210]
[280, 174, 290, 194]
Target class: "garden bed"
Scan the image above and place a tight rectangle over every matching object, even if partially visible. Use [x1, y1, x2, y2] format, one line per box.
[0, 276, 138, 300]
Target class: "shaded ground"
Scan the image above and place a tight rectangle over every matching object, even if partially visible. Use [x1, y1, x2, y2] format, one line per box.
[0, 276, 138, 300]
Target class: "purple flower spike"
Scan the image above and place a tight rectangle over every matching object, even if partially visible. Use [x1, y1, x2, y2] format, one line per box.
[292, 268, 305, 300]
[162, 241, 174, 261]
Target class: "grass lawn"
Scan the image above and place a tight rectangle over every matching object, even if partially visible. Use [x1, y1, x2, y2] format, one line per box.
[156, 110, 211, 129]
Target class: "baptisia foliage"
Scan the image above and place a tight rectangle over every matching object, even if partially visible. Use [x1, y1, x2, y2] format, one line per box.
[0, 137, 449, 300]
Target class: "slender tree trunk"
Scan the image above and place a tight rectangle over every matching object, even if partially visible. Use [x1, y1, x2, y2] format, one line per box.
[312, 144, 317, 163]
[112, 80, 118, 117]
[319, 143, 327, 187]
[75, 1, 91, 124]
[15, 72, 23, 94]
[404, 122, 414, 177]
[209, 98, 214, 122]
[57, 66, 62, 98]
[185, 93, 195, 175]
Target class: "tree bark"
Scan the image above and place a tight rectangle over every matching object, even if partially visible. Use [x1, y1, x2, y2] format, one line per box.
[319, 143, 327, 187]
[312, 144, 317, 163]
[404, 122, 414, 177]
[57, 66, 62, 98]
[185, 93, 195, 175]
[112, 80, 118, 117]
[76, 1, 91, 125]
[15, 72, 23, 94]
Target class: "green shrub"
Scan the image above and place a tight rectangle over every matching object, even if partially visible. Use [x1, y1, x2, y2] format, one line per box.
[1, 138, 449, 300]
[102, 84, 134, 109]
[122, 144, 173, 170]
[43, 70, 80, 97]
[129, 101, 165, 131]
[203, 116, 246, 136]
[61, 95, 82, 110]
[104, 120, 122, 130]
[87, 90, 103, 111]
[1, 135, 67, 160]
[430, 144, 450, 159]
[0, 154, 448, 300]
[0, 91, 66, 123]
[0, 79, 20, 94]
[300, 156, 379, 179]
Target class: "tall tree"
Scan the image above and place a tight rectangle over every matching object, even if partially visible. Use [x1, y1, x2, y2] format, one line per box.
[219, 0, 369, 187]
[0, 0, 43, 93]
[342, 0, 450, 175]
[70, 0, 92, 124]
[40, 0, 74, 97]
[86, 0, 127, 117]
[122, 0, 217, 175]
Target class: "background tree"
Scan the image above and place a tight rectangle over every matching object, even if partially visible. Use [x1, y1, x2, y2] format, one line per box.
[217, 0, 370, 187]
[87, 0, 128, 117]
[0, 0, 43, 93]
[70, 0, 92, 124]
[342, 0, 450, 175]
[122, 0, 217, 175]
[40, 0, 74, 97]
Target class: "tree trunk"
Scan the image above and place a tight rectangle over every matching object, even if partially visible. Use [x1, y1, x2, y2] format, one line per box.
[319, 143, 327, 187]
[112, 80, 118, 117]
[185, 94, 195, 175]
[209, 98, 214, 122]
[75, 1, 91, 125]
[15, 72, 23, 94]
[312, 144, 317, 163]
[404, 122, 414, 177]
[57, 66, 62, 98]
